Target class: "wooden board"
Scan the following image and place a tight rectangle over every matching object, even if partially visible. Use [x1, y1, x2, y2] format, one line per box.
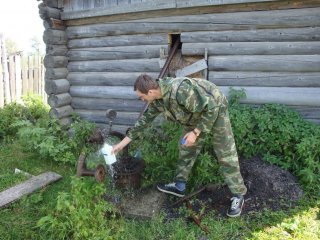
[0, 172, 62, 208]
[176, 59, 207, 77]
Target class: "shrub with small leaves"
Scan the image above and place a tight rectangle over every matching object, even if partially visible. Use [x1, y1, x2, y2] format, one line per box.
[17, 117, 95, 164]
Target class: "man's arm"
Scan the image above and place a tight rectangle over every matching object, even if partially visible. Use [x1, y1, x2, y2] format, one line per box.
[112, 136, 132, 155]
[126, 103, 161, 141]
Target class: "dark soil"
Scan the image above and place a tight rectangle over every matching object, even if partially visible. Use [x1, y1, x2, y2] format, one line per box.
[164, 156, 304, 218]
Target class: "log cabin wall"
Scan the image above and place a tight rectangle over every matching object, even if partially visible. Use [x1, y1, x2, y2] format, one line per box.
[41, 0, 320, 132]
[40, 0, 73, 125]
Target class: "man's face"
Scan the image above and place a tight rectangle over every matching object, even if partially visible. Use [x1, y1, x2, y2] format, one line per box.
[136, 90, 155, 103]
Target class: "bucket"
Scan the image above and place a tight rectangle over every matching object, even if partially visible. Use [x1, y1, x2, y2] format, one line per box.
[112, 156, 145, 189]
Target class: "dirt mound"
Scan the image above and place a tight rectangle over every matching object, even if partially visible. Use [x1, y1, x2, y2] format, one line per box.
[166, 156, 304, 217]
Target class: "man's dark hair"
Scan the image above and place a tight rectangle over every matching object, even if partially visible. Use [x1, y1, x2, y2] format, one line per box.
[134, 74, 159, 94]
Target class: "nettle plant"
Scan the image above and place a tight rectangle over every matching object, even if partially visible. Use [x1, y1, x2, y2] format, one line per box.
[37, 177, 121, 240]
[228, 88, 320, 196]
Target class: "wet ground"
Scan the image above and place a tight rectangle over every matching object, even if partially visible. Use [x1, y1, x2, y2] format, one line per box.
[164, 156, 304, 218]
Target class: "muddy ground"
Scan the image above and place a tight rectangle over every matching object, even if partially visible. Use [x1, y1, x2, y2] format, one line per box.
[164, 156, 304, 218]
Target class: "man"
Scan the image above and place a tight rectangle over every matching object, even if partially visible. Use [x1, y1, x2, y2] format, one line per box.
[112, 74, 247, 217]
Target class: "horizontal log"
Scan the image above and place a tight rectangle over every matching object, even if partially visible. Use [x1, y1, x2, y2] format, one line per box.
[66, 8, 320, 38]
[65, 1, 320, 26]
[292, 106, 320, 119]
[219, 86, 320, 106]
[72, 97, 144, 111]
[43, 18, 65, 30]
[176, 0, 276, 8]
[208, 55, 320, 72]
[45, 68, 68, 80]
[48, 93, 72, 108]
[44, 55, 68, 68]
[62, 0, 176, 19]
[68, 45, 167, 61]
[68, 33, 168, 48]
[43, 0, 63, 9]
[132, 7, 320, 24]
[43, 29, 67, 44]
[95, 123, 131, 134]
[68, 58, 161, 72]
[45, 79, 70, 94]
[75, 110, 139, 125]
[70, 86, 137, 99]
[181, 27, 320, 42]
[59, 117, 73, 126]
[305, 119, 320, 125]
[49, 105, 73, 119]
[39, 3, 61, 20]
[182, 42, 320, 55]
[61, 0, 283, 20]
[46, 44, 68, 56]
[209, 72, 320, 87]
[68, 72, 159, 86]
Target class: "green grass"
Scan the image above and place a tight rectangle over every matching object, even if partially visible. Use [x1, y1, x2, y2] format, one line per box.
[0, 143, 74, 240]
[0, 142, 319, 240]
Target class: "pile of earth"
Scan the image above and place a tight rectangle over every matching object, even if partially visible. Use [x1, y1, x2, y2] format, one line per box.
[165, 156, 304, 217]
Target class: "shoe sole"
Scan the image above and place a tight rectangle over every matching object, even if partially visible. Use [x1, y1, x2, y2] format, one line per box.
[226, 199, 244, 218]
[157, 186, 185, 197]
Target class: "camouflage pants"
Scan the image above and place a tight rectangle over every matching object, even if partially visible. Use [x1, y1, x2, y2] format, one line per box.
[175, 105, 247, 196]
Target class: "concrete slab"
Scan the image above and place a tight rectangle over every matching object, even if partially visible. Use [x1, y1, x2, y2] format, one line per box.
[119, 187, 166, 220]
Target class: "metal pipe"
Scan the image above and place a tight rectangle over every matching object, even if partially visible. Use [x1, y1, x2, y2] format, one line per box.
[138, 37, 181, 119]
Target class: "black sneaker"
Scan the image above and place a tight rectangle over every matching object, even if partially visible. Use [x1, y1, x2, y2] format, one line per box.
[227, 195, 244, 217]
[157, 183, 185, 197]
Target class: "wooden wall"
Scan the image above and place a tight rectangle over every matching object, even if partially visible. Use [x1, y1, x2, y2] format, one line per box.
[44, 0, 320, 131]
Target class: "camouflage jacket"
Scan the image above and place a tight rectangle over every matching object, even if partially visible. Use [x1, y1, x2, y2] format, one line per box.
[127, 77, 226, 140]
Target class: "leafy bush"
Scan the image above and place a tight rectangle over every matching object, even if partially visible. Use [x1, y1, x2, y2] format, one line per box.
[37, 177, 121, 240]
[0, 103, 32, 142]
[130, 121, 224, 189]
[0, 94, 49, 142]
[229, 89, 320, 195]
[22, 94, 50, 121]
[17, 117, 96, 164]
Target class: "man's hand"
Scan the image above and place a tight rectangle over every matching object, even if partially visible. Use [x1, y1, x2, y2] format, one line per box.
[111, 136, 132, 155]
[182, 129, 200, 147]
